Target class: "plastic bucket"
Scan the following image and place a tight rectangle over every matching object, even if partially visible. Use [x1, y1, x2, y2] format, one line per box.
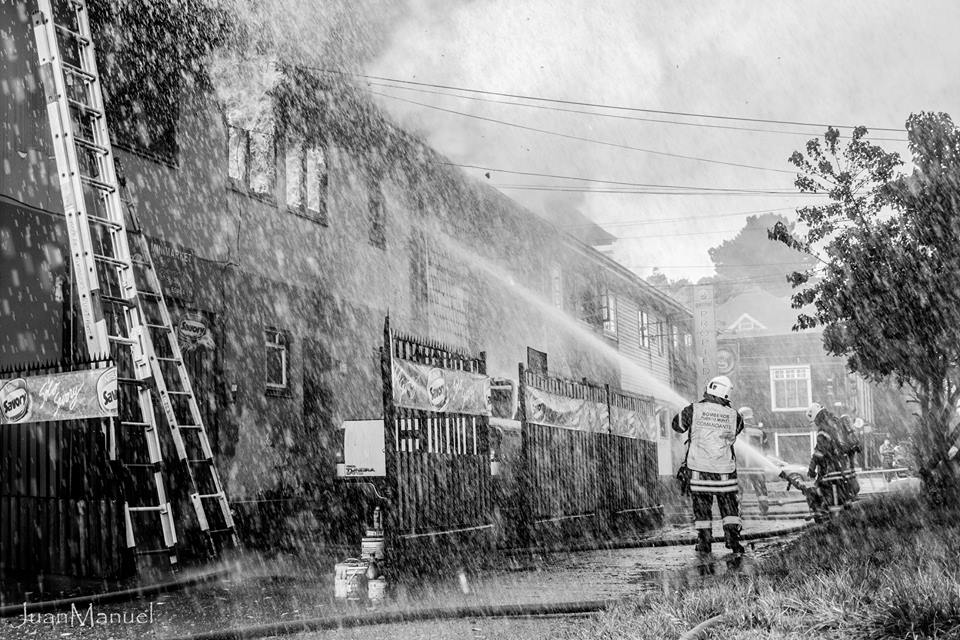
[334, 559, 368, 600]
[367, 578, 387, 602]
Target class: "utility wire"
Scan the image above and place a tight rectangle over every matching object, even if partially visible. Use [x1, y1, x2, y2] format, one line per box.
[496, 185, 821, 196]
[369, 90, 797, 175]
[560, 206, 801, 229]
[443, 162, 809, 193]
[368, 81, 909, 143]
[313, 67, 904, 133]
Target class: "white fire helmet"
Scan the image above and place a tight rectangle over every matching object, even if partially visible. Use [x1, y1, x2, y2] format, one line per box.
[806, 402, 824, 423]
[705, 375, 733, 400]
[739, 406, 754, 421]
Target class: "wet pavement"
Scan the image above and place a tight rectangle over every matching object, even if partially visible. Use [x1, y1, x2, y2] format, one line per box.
[1, 517, 806, 639]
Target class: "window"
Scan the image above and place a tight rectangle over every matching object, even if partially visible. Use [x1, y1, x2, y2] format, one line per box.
[550, 264, 563, 309]
[655, 319, 665, 356]
[638, 310, 650, 348]
[368, 177, 386, 249]
[770, 365, 812, 412]
[249, 130, 276, 198]
[228, 123, 275, 199]
[285, 141, 328, 223]
[601, 289, 617, 336]
[265, 328, 290, 395]
[228, 125, 249, 187]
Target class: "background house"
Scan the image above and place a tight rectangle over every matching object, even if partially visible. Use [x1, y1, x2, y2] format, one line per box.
[715, 287, 911, 466]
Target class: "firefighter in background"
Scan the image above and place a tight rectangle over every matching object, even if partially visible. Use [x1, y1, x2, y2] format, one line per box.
[879, 439, 895, 469]
[806, 403, 853, 515]
[673, 376, 746, 556]
[808, 403, 861, 498]
[737, 407, 770, 516]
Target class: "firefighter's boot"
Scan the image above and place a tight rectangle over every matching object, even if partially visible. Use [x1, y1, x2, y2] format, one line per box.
[724, 525, 745, 555]
[695, 529, 712, 556]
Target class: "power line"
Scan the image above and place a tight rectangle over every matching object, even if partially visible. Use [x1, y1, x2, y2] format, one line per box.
[496, 184, 821, 196]
[369, 81, 909, 143]
[561, 206, 801, 229]
[443, 162, 809, 194]
[369, 90, 797, 175]
[313, 67, 904, 133]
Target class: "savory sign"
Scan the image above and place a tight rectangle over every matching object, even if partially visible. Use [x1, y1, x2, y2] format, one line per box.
[391, 358, 491, 416]
[0, 367, 119, 425]
[524, 386, 609, 432]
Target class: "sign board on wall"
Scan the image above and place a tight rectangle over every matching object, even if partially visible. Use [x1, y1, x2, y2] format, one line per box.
[336, 419, 386, 478]
[693, 284, 718, 395]
[0, 367, 118, 425]
[145, 237, 197, 304]
[391, 358, 491, 416]
[524, 386, 609, 432]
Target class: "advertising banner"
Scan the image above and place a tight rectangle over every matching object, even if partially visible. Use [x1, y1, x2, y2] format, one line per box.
[524, 386, 609, 432]
[391, 358, 491, 416]
[610, 403, 657, 441]
[0, 367, 118, 425]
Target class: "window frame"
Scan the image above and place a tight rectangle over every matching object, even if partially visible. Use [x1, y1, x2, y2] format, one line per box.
[769, 364, 812, 412]
[227, 122, 276, 203]
[638, 309, 650, 349]
[284, 139, 329, 225]
[264, 327, 291, 397]
[601, 289, 617, 336]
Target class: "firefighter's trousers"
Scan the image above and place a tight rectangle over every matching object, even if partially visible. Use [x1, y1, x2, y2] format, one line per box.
[690, 470, 742, 550]
[817, 471, 851, 515]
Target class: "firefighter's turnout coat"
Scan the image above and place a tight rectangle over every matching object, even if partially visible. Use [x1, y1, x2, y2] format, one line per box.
[673, 397, 745, 533]
[808, 429, 849, 512]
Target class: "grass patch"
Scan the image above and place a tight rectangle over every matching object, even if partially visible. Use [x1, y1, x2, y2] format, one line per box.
[561, 493, 960, 639]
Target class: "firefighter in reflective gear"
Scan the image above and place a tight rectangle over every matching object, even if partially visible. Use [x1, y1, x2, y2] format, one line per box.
[806, 403, 851, 516]
[807, 403, 860, 499]
[673, 376, 746, 555]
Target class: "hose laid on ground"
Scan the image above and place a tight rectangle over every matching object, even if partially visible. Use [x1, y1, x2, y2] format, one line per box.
[0, 564, 237, 619]
[163, 599, 615, 640]
[505, 522, 810, 556]
[679, 614, 727, 640]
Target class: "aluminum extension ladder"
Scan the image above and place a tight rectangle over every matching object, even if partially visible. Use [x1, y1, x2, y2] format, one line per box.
[32, 0, 237, 570]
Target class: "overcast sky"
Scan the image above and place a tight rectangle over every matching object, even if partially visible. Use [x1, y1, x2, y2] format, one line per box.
[355, 1, 960, 282]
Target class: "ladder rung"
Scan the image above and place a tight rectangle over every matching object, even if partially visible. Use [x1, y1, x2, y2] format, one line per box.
[131, 259, 151, 267]
[75, 136, 109, 155]
[100, 294, 133, 307]
[177, 425, 203, 430]
[108, 334, 136, 346]
[117, 377, 149, 387]
[139, 290, 163, 298]
[207, 528, 236, 535]
[196, 492, 224, 500]
[120, 421, 151, 428]
[68, 98, 102, 118]
[144, 323, 168, 330]
[87, 213, 123, 230]
[61, 61, 96, 82]
[79, 174, 116, 192]
[155, 356, 181, 363]
[122, 463, 161, 470]
[165, 390, 192, 396]
[135, 548, 175, 556]
[187, 459, 212, 464]
[93, 253, 129, 268]
[54, 23, 90, 45]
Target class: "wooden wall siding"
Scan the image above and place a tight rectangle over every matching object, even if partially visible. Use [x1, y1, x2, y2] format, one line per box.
[387, 328, 492, 538]
[615, 296, 671, 396]
[0, 361, 125, 578]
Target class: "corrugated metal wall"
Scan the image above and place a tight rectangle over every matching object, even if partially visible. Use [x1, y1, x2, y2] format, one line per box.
[0, 363, 126, 579]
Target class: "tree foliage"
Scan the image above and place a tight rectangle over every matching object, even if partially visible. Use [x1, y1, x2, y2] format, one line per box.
[708, 213, 816, 296]
[775, 113, 960, 496]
